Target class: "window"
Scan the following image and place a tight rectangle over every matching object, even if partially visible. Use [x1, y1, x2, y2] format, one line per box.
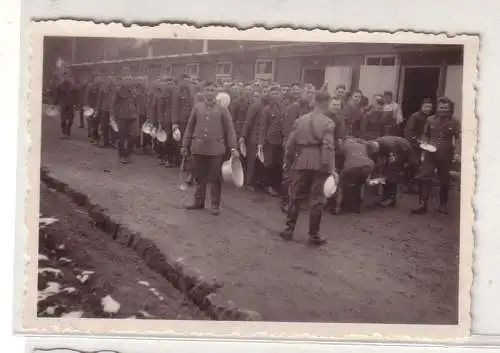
[255, 59, 274, 80]
[216, 62, 233, 75]
[160, 64, 173, 79]
[364, 55, 397, 66]
[185, 63, 200, 77]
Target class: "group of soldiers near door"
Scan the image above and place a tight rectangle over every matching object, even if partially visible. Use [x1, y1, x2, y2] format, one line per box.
[48, 68, 461, 247]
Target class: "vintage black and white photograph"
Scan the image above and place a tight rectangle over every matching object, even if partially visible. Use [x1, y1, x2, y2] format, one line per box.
[21, 22, 477, 339]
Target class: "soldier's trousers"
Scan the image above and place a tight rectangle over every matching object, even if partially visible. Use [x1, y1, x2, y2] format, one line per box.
[137, 115, 152, 150]
[99, 111, 113, 146]
[191, 154, 224, 207]
[415, 152, 452, 206]
[171, 122, 187, 167]
[286, 169, 329, 236]
[60, 106, 74, 136]
[262, 143, 283, 191]
[245, 140, 260, 187]
[117, 118, 137, 158]
[156, 127, 174, 162]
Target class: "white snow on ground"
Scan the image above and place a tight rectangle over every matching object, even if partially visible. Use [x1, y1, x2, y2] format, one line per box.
[39, 217, 59, 228]
[76, 270, 94, 284]
[101, 295, 121, 314]
[138, 280, 150, 286]
[61, 311, 84, 318]
[38, 281, 61, 301]
[148, 287, 165, 301]
[62, 287, 76, 294]
[59, 257, 72, 263]
[138, 310, 154, 318]
[57, 244, 66, 250]
[38, 254, 49, 261]
[38, 267, 62, 278]
[42, 305, 59, 315]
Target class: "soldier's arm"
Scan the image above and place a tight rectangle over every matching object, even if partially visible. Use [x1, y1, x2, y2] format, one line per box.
[282, 104, 296, 148]
[422, 116, 432, 142]
[221, 107, 238, 150]
[403, 113, 415, 140]
[240, 104, 256, 140]
[96, 85, 104, 110]
[284, 120, 298, 165]
[258, 107, 270, 146]
[322, 120, 336, 174]
[109, 91, 116, 118]
[360, 112, 368, 139]
[171, 91, 180, 126]
[453, 120, 461, 156]
[181, 105, 197, 150]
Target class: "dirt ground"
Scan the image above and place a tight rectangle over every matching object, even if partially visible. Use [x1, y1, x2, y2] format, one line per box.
[38, 182, 206, 320]
[40, 114, 460, 324]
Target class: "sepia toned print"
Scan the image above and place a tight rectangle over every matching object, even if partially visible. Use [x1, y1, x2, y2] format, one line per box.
[20, 21, 477, 339]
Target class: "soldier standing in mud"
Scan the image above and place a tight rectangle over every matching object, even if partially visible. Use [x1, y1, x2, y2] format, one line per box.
[279, 91, 337, 246]
[258, 85, 286, 197]
[96, 77, 116, 148]
[84, 73, 103, 144]
[172, 74, 195, 184]
[411, 97, 461, 215]
[181, 81, 239, 216]
[54, 70, 77, 138]
[403, 98, 434, 192]
[239, 90, 264, 191]
[110, 78, 139, 165]
[280, 83, 315, 212]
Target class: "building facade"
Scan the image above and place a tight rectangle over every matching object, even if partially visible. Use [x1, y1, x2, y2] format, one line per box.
[47, 38, 463, 120]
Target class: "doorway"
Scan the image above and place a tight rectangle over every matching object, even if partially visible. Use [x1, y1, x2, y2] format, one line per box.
[302, 68, 325, 90]
[401, 66, 441, 118]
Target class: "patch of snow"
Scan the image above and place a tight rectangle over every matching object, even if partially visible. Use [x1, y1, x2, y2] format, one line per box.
[43, 306, 58, 315]
[38, 282, 61, 301]
[76, 270, 94, 284]
[148, 287, 165, 301]
[138, 280, 150, 287]
[38, 267, 62, 278]
[62, 287, 76, 294]
[38, 254, 49, 261]
[39, 217, 59, 228]
[57, 244, 66, 250]
[61, 311, 84, 318]
[59, 257, 72, 263]
[101, 295, 120, 314]
[138, 310, 154, 318]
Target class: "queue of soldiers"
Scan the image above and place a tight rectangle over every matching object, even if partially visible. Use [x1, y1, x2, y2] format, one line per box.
[48, 69, 461, 246]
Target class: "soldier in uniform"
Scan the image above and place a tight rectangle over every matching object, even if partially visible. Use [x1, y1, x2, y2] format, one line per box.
[84, 74, 103, 144]
[239, 90, 264, 191]
[403, 98, 434, 192]
[181, 81, 239, 216]
[279, 91, 337, 246]
[152, 77, 176, 167]
[334, 84, 347, 107]
[343, 89, 365, 137]
[96, 77, 116, 148]
[172, 74, 195, 168]
[360, 96, 385, 140]
[231, 83, 253, 138]
[54, 70, 77, 138]
[74, 76, 87, 129]
[110, 79, 139, 164]
[134, 80, 152, 154]
[370, 135, 415, 207]
[280, 83, 315, 212]
[288, 83, 302, 106]
[412, 97, 461, 215]
[258, 85, 285, 197]
[326, 97, 347, 168]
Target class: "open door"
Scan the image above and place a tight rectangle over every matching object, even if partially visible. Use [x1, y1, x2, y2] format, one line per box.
[324, 66, 353, 96]
[444, 65, 463, 121]
[358, 66, 398, 103]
